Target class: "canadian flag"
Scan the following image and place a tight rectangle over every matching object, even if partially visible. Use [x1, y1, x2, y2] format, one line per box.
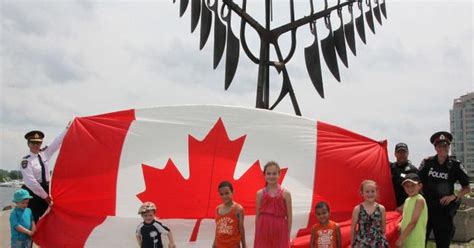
[34, 105, 399, 247]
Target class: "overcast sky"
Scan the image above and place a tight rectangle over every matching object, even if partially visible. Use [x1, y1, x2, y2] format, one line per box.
[1, 0, 472, 171]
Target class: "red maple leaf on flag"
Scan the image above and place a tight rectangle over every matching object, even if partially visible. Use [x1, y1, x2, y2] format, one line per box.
[136, 118, 287, 241]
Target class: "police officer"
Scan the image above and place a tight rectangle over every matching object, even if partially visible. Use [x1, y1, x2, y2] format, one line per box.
[418, 131, 471, 248]
[21, 125, 69, 222]
[390, 142, 418, 211]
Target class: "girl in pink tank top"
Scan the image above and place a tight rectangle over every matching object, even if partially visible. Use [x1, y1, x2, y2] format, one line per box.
[254, 161, 292, 248]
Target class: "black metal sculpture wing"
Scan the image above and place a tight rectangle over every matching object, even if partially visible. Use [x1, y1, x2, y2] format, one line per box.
[174, 0, 388, 116]
[175, 0, 240, 90]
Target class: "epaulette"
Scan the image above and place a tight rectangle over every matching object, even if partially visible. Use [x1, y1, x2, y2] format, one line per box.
[40, 146, 48, 152]
[419, 156, 434, 170]
[424, 156, 435, 161]
[448, 156, 461, 163]
[22, 155, 30, 159]
[447, 158, 461, 170]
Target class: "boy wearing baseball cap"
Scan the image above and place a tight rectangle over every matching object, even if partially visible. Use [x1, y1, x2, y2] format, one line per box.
[396, 173, 427, 247]
[10, 189, 35, 248]
[136, 202, 176, 248]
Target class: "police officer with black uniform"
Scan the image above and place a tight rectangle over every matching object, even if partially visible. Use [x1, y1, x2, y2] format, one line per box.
[418, 131, 471, 248]
[21, 124, 69, 222]
[390, 142, 418, 211]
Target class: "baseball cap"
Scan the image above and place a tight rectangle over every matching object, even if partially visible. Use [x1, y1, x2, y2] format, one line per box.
[395, 143, 408, 152]
[401, 173, 421, 185]
[138, 202, 156, 214]
[12, 189, 33, 202]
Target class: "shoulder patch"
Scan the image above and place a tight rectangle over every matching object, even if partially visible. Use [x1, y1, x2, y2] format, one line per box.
[40, 146, 48, 152]
[21, 160, 28, 169]
[459, 163, 468, 175]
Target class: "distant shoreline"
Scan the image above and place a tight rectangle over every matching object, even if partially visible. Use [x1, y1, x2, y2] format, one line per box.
[0, 180, 23, 188]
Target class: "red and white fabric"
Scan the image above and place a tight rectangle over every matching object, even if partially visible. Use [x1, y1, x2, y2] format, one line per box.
[33, 105, 399, 247]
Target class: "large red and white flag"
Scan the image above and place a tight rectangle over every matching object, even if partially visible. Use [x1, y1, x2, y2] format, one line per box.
[34, 105, 399, 247]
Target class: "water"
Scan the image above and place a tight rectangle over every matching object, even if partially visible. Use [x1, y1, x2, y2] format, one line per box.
[0, 187, 18, 209]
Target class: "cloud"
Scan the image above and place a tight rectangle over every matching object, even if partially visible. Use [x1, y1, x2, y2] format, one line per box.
[1, 1, 95, 88]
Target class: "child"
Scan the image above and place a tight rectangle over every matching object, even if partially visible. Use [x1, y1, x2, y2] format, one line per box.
[396, 173, 427, 247]
[213, 181, 247, 248]
[310, 201, 341, 248]
[350, 180, 388, 248]
[10, 189, 35, 248]
[136, 202, 176, 248]
[254, 161, 292, 248]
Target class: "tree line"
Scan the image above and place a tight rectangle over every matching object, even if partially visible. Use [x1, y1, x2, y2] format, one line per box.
[0, 169, 22, 182]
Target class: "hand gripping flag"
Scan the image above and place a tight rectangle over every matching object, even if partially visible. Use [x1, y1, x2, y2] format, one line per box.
[34, 105, 399, 247]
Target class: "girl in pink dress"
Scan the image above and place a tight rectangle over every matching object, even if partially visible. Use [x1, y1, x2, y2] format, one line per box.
[254, 161, 292, 248]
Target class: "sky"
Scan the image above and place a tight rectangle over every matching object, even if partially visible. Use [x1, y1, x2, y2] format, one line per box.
[0, 0, 473, 171]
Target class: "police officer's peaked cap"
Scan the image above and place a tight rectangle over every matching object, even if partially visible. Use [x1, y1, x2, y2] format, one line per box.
[430, 131, 453, 145]
[24, 130, 44, 142]
[395, 143, 408, 152]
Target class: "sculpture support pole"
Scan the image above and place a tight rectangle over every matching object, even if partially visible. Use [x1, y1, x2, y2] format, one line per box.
[256, 0, 271, 110]
[256, 40, 269, 109]
[264, 0, 271, 109]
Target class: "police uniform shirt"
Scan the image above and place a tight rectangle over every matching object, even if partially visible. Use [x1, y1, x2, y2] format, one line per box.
[20, 128, 67, 199]
[419, 155, 470, 204]
[390, 161, 418, 206]
[136, 220, 170, 248]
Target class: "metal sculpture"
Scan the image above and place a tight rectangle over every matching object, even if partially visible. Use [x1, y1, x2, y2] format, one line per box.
[174, 0, 387, 116]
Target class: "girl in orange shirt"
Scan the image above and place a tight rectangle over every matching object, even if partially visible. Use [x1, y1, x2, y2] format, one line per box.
[213, 181, 246, 248]
[310, 201, 342, 248]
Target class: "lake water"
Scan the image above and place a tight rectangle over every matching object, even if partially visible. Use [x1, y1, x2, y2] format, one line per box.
[0, 187, 18, 209]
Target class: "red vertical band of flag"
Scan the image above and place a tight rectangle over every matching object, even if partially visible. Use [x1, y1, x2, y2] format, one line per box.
[313, 121, 396, 221]
[293, 121, 398, 247]
[34, 110, 136, 247]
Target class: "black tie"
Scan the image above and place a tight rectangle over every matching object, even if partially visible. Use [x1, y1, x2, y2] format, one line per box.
[38, 154, 47, 184]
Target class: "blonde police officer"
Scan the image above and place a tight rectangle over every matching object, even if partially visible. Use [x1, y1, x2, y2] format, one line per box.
[21, 124, 69, 222]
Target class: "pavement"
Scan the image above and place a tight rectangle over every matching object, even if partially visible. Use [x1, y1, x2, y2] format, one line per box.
[1, 209, 11, 248]
[1, 208, 473, 247]
[1, 209, 38, 248]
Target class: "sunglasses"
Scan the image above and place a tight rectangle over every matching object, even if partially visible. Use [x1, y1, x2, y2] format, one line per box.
[29, 141, 42, 145]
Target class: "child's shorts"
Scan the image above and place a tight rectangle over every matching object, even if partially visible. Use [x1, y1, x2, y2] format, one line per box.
[11, 239, 32, 248]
